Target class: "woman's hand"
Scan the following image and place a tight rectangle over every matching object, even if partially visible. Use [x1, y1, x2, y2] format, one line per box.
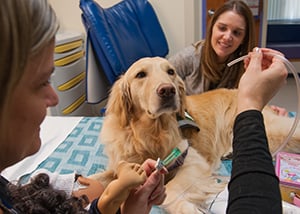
[121, 159, 167, 214]
[244, 47, 284, 70]
[238, 47, 288, 113]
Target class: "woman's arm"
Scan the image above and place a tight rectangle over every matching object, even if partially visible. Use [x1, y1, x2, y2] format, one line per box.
[227, 48, 287, 213]
[227, 110, 282, 213]
[168, 45, 200, 80]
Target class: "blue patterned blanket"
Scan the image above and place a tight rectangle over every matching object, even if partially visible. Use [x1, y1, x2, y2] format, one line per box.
[36, 117, 108, 176]
[23, 116, 232, 213]
[32, 116, 232, 177]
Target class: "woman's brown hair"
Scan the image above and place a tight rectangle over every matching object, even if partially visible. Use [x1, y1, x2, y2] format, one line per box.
[200, 0, 256, 90]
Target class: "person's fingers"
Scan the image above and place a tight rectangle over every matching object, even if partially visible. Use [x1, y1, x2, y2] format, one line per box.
[133, 170, 164, 199]
[246, 47, 263, 73]
[260, 48, 286, 69]
[243, 47, 284, 70]
[267, 56, 287, 77]
[142, 159, 157, 176]
[150, 177, 166, 201]
[261, 48, 284, 66]
[243, 57, 250, 69]
[146, 171, 166, 205]
[142, 158, 168, 176]
[260, 47, 284, 57]
[142, 170, 162, 189]
[265, 57, 288, 89]
[159, 167, 168, 174]
[149, 171, 165, 196]
[149, 188, 167, 205]
[122, 170, 166, 213]
[243, 47, 263, 70]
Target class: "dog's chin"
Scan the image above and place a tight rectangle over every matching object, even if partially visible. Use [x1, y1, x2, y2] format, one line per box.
[147, 105, 178, 119]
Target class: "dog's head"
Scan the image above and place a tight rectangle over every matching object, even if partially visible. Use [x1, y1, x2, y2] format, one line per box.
[105, 57, 186, 127]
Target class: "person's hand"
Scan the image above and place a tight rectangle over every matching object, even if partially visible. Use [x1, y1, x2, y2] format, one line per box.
[72, 176, 105, 203]
[121, 159, 167, 214]
[259, 48, 285, 70]
[269, 105, 288, 117]
[140, 159, 167, 205]
[244, 48, 284, 70]
[238, 47, 288, 114]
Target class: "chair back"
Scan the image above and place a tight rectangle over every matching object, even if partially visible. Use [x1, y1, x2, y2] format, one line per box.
[80, 0, 169, 103]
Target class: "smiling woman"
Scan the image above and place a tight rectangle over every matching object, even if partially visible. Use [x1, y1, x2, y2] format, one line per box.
[168, 0, 255, 95]
[0, 0, 59, 172]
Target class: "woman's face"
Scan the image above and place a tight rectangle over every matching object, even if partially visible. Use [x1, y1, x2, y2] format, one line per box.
[211, 11, 246, 63]
[3, 40, 58, 168]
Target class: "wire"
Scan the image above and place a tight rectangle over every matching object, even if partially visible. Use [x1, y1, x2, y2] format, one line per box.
[227, 52, 300, 158]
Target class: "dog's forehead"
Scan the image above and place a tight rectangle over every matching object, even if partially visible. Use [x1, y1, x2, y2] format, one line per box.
[126, 57, 172, 77]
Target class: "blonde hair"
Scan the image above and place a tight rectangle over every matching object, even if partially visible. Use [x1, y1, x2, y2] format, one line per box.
[0, 0, 59, 132]
[201, 0, 256, 90]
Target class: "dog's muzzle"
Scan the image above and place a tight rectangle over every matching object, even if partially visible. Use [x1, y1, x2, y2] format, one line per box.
[157, 83, 178, 110]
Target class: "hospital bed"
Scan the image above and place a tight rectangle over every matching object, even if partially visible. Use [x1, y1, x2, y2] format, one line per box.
[2, 116, 231, 213]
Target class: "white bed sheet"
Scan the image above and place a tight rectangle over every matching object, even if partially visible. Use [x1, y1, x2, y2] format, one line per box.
[1, 116, 82, 181]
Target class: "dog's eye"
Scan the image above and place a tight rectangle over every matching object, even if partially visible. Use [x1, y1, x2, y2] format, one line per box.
[136, 71, 146, 78]
[167, 69, 175, 75]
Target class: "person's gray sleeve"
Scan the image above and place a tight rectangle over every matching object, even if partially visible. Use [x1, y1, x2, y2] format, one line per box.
[167, 44, 204, 95]
[168, 45, 198, 80]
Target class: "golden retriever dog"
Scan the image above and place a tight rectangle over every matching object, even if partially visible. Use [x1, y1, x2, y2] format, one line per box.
[184, 89, 300, 171]
[96, 56, 300, 213]
[98, 57, 225, 213]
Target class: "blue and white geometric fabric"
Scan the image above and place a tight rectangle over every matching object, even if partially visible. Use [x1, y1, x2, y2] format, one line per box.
[35, 117, 107, 177]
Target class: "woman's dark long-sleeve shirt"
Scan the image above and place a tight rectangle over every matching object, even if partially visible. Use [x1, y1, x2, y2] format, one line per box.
[227, 110, 282, 213]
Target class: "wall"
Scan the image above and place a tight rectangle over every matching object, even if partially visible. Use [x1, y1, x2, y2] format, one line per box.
[48, 0, 299, 114]
[49, 0, 202, 56]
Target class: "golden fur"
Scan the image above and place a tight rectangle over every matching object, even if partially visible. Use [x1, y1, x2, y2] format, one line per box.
[184, 89, 300, 170]
[95, 57, 300, 213]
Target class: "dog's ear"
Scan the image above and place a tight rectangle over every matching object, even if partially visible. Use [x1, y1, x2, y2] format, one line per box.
[105, 76, 132, 127]
[177, 76, 186, 118]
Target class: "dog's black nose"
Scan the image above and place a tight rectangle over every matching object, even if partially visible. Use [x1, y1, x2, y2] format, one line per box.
[157, 84, 176, 98]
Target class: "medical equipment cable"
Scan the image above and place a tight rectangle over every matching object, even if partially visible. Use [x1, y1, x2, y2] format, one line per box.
[228, 52, 300, 158]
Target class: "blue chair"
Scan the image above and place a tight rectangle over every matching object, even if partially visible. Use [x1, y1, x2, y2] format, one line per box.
[80, 0, 169, 103]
